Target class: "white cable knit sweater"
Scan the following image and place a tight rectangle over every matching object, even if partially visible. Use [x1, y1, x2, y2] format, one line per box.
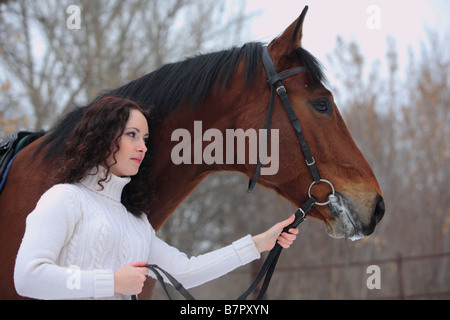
[14, 168, 260, 300]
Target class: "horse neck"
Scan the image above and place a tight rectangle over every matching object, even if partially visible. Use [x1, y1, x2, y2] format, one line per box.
[147, 91, 250, 230]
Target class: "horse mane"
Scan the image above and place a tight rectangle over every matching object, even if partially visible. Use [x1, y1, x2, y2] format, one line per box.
[37, 41, 325, 159]
[108, 42, 266, 123]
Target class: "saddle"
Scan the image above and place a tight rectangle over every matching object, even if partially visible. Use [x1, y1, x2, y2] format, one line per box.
[0, 130, 46, 193]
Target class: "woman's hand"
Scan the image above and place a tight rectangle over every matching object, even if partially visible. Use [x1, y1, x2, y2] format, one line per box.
[252, 215, 299, 253]
[114, 261, 149, 295]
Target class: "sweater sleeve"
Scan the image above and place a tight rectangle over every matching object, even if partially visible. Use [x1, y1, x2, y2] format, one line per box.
[14, 185, 114, 300]
[147, 226, 260, 289]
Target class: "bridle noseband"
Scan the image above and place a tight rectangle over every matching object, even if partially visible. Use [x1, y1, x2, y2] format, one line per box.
[133, 46, 336, 301]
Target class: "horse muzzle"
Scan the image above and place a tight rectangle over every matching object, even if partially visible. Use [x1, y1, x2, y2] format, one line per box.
[325, 192, 385, 241]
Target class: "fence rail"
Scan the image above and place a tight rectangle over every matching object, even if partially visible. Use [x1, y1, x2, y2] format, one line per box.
[153, 251, 450, 300]
[269, 251, 450, 299]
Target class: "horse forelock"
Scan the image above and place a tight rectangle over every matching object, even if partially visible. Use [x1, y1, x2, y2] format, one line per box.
[294, 47, 327, 87]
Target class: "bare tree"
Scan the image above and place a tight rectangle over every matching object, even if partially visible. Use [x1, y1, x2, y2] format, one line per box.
[0, 0, 251, 139]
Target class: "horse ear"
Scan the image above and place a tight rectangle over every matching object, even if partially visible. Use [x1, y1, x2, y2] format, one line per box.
[292, 5, 308, 47]
[269, 6, 309, 56]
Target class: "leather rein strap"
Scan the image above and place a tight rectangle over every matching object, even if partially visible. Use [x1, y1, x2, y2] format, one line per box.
[133, 46, 327, 300]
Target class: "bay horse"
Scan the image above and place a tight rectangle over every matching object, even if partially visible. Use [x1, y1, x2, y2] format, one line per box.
[0, 7, 384, 299]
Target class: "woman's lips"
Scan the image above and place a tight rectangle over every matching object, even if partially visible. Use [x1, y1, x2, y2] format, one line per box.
[131, 158, 142, 165]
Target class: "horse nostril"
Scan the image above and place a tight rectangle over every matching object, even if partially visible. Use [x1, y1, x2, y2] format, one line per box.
[374, 197, 385, 225]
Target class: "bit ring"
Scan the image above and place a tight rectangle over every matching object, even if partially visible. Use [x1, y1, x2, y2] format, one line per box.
[308, 179, 335, 206]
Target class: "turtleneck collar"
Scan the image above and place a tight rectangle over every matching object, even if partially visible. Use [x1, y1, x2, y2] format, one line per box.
[79, 166, 131, 202]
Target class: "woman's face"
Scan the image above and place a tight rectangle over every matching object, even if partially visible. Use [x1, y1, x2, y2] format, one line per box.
[107, 109, 149, 177]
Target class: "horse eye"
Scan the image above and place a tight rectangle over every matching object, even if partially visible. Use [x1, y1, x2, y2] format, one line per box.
[311, 98, 331, 114]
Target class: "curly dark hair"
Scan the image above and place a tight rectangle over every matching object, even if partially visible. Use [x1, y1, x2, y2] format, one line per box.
[53, 96, 154, 216]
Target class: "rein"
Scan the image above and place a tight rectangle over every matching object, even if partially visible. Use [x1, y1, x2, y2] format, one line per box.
[239, 46, 335, 300]
[133, 46, 335, 300]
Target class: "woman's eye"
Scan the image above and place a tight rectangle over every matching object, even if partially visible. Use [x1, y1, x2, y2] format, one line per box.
[127, 132, 137, 138]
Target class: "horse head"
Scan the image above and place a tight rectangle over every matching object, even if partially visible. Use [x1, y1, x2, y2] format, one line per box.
[235, 6, 385, 240]
[104, 6, 385, 240]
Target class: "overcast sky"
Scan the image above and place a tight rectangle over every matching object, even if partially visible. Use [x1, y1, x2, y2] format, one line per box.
[245, 0, 450, 78]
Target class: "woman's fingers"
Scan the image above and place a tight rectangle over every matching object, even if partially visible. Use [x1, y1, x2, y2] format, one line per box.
[277, 230, 298, 248]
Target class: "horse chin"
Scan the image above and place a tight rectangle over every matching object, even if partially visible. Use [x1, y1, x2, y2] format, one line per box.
[323, 194, 367, 241]
[324, 223, 365, 241]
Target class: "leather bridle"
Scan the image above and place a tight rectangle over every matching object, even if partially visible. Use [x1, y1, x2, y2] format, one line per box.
[238, 46, 336, 299]
[248, 46, 337, 205]
[133, 46, 336, 300]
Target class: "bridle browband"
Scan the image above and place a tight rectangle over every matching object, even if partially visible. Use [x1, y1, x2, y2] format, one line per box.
[133, 46, 336, 301]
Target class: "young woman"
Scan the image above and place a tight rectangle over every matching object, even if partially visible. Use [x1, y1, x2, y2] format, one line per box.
[14, 96, 298, 300]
